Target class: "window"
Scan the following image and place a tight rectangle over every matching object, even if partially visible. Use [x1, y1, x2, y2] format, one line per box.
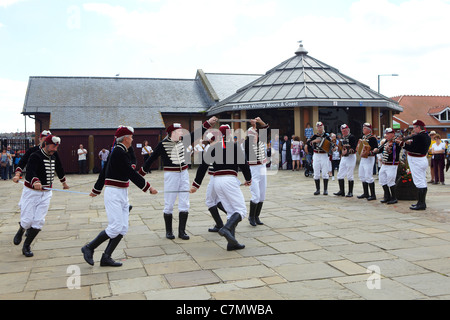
[432, 108, 450, 122]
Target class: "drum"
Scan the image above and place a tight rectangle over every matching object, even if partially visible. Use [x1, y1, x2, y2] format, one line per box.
[318, 138, 332, 153]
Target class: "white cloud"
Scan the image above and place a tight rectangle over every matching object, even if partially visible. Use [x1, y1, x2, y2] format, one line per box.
[0, 78, 28, 133]
[83, 0, 277, 54]
[0, 0, 26, 8]
[218, 0, 450, 96]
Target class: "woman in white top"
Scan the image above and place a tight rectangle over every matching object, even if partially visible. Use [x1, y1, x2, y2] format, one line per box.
[291, 136, 301, 171]
[431, 134, 446, 185]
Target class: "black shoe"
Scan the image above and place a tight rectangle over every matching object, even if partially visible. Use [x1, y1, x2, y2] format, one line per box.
[323, 179, 328, 195]
[248, 201, 257, 226]
[314, 179, 320, 195]
[334, 179, 345, 196]
[219, 213, 243, 248]
[22, 227, 40, 258]
[380, 185, 391, 203]
[81, 245, 95, 266]
[255, 202, 264, 225]
[410, 188, 427, 210]
[13, 223, 25, 245]
[82, 230, 110, 266]
[100, 235, 123, 267]
[367, 183, 377, 201]
[178, 212, 190, 240]
[387, 186, 397, 204]
[208, 205, 224, 232]
[346, 180, 354, 197]
[358, 182, 369, 199]
[100, 253, 123, 267]
[164, 213, 175, 239]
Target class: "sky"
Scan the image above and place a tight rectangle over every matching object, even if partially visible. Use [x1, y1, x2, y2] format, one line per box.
[1, 0, 450, 133]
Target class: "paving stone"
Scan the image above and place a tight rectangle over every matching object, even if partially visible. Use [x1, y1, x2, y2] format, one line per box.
[165, 270, 221, 288]
[1, 169, 450, 300]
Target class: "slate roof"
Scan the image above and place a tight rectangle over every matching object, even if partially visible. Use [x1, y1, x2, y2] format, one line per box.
[208, 44, 402, 115]
[23, 76, 209, 129]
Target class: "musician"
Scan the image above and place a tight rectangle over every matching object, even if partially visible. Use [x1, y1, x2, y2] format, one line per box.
[244, 117, 269, 226]
[357, 123, 379, 201]
[83, 126, 157, 267]
[309, 122, 331, 195]
[374, 128, 401, 204]
[139, 117, 217, 240]
[191, 124, 252, 251]
[13, 135, 68, 258]
[333, 124, 358, 197]
[396, 120, 431, 210]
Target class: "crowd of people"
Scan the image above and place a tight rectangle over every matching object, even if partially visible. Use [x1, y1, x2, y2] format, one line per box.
[1, 146, 22, 180]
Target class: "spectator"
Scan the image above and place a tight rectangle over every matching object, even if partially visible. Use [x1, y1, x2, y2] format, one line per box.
[1, 149, 8, 180]
[431, 134, 445, 185]
[428, 131, 436, 183]
[281, 135, 292, 170]
[14, 151, 21, 173]
[446, 140, 449, 172]
[98, 148, 110, 170]
[6, 145, 13, 179]
[141, 140, 153, 163]
[331, 138, 340, 180]
[305, 123, 314, 140]
[291, 136, 301, 171]
[270, 134, 280, 170]
[77, 144, 87, 174]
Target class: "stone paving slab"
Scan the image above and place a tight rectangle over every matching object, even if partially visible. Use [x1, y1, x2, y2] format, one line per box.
[0, 166, 450, 300]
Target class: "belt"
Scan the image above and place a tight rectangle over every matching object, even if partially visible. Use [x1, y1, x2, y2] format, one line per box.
[213, 170, 238, 177]
[408, 152, 426, 158]
[249, 160, 267, 166]
[314, 150, 327, 154]
[164, 165, 188, 172]
[382, 162, 399, 166]
[105, 179, 130, 188]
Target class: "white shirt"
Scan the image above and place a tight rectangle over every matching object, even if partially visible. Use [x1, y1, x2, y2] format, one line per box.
[78, 148, 87, 161]
[431, 141, 446, 154]
[194, 143, 205, 153]
[141, 145, 153, 155]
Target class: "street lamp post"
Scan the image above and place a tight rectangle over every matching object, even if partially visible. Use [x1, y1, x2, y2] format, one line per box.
[378, 74, 399, 93]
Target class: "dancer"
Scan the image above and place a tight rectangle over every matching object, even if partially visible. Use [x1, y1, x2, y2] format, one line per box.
[82, 126, 157, 267]
[139, 117, 217, 240]
[191, 124, 252, 251]
[244, 117, 269, 226]
[13, 135, 68, 257]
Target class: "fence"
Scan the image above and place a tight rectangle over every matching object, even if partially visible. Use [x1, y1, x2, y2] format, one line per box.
[1, 137, 34, 155]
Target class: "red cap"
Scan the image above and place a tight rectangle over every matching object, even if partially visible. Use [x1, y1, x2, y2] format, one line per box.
[115, 126, 134, 138]
[413, 119, 425, 127]
[44, 135, 61, 145]
[363, 123, 372, 130]
[340, 124, 349, 130]
[167, 123, 183, 134]
[219, 125, 231, 136]
[39, 130, 52, 138]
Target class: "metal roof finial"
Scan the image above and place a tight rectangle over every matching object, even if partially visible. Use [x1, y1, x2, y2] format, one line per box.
[295, 40, 308, 55]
